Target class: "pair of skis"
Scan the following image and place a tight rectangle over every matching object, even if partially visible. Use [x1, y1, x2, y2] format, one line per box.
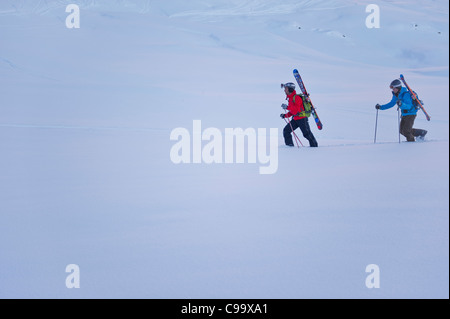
[293, 69, 323, 130]
[399, 74, 431, 121]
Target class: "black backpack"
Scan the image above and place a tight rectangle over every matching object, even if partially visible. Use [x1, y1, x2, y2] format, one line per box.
[411, 90, 423, 110]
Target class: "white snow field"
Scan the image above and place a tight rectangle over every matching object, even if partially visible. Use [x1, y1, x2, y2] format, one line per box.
[0, 0, 448, 299]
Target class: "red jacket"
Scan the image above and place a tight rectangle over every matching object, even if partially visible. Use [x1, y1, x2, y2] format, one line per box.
[284, 90, 306, 120]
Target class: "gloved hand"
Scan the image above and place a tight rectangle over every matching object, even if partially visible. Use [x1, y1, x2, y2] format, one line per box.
[281, 103, 288, 110]
[280, 113, 286, 119]
[375, 104, 381, 110]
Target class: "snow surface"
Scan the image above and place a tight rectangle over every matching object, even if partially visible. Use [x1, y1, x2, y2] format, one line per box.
[0, 0, 448, 298]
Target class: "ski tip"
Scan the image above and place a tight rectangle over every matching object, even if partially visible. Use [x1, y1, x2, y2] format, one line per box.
[293, 69, 299, 73]
[400, 74, 404, 78]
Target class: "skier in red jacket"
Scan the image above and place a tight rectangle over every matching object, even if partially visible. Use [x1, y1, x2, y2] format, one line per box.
[280, 82, 318, 147]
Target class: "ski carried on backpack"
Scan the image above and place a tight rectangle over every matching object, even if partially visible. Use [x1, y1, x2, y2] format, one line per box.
[399, 74, 431, 121]
[293, 69, 323, 130]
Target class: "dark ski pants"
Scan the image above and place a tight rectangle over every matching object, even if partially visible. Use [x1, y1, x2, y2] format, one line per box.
[400, 115, 427, 142]
[283, 117, 318, 147]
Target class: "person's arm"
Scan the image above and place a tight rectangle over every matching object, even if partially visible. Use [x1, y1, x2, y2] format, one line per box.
[379, 94, 397, 110]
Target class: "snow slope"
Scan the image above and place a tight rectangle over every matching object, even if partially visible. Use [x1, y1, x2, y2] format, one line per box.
[0, 0, 448, 298]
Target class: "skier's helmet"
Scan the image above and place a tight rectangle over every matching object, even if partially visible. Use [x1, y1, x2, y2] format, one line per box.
[283, 82, 296, 90]
[390, 79, 402, 89]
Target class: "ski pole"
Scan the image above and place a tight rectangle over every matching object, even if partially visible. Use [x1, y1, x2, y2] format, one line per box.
[374, 108, 379, 144]
[288, 116, 304, 147]
[284, 117, 301, 148]
[284, 115, 303, 147]
[397, 107, 401, 143]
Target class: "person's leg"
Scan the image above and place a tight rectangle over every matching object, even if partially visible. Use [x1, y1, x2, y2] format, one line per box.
[297, 118, 318, 147]
[400, 115, 416, 142]
[412, 128, 428, 139]
[283, 119, 300, 146]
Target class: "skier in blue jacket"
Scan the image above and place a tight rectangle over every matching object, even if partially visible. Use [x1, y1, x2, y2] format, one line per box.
[376, 79, 427, 142]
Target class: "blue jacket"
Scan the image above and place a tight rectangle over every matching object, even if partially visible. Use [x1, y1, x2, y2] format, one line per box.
[380, 87, 417, 116]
